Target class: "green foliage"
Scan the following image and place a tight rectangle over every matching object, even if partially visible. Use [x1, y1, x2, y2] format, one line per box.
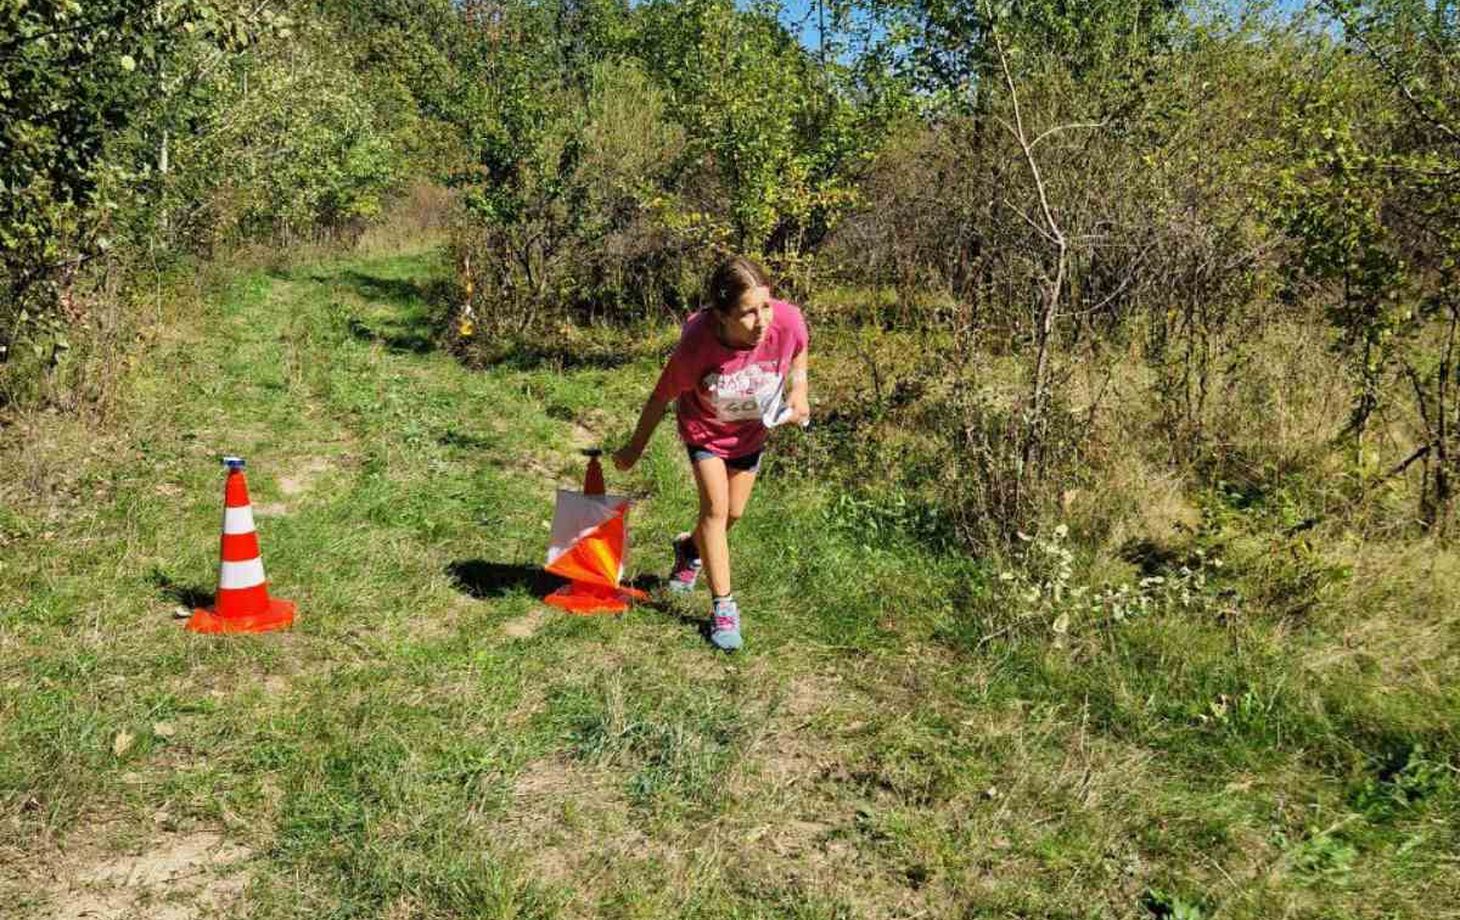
[1265, 1, 1460, 526]
[1142, 887, 1206, 920]
[171, 37, 407, 244]
[0, 0, 461, 403]
[987, 524, 1227, 645]
[634, 0, 872, 253]
[876, 0, 1182, 112]
[1351, 743, 1454, 822]
[449, 0, 902, 335]
[0, 0, 273, 371]
[313, 0, 474, 129]
[455, 57, 699, 329]
[1267, 62, 1403, 433]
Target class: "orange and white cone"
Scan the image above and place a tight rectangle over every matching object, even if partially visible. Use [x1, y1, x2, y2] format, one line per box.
[187, 456, 296, 634]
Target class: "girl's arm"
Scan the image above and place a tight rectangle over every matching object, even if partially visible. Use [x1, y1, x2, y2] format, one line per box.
[787, 349, 810, 424]
[616, 331, 695, 471]
[613, 394, 671, 471]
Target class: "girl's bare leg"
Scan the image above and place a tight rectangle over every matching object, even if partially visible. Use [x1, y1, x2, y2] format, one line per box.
[725, 465, 758, 534]
[685, 459, 758, 593]
[690, 456, 732, 597]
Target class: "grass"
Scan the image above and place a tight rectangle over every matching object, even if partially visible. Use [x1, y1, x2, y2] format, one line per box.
[1, 237, 1456, 919]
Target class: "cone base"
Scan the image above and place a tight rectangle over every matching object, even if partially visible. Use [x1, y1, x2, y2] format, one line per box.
[187, 597, 296, 634]
[544, 581, 646, 615]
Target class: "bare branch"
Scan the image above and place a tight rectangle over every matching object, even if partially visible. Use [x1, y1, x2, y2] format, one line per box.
[0, 13, 124, 57]
[1030, 121, 1107, 150]
[991, 26, 1064, 248]
[1380, 443, 1432, 484]
[1058, 245, 1153, 319]
[1320, 0, 1459, 146]
[1001, 196, 1058, 246]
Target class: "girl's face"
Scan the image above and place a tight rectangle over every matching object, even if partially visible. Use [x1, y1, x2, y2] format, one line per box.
[717, 285, 772, 349]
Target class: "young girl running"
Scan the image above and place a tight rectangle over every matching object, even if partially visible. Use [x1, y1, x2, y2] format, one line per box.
[612, 256, 810, 651]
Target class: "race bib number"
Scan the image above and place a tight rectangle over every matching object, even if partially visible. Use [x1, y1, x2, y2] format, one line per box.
[702, 364, 783, 423]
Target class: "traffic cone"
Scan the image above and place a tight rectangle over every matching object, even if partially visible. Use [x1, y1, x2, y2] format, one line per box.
[582, 448, 606, 496]
[187, 456, 296, 634]
[543, 449, 646, 615]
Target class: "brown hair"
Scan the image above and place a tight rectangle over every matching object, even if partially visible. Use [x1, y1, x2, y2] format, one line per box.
[705, 255, 771, 313]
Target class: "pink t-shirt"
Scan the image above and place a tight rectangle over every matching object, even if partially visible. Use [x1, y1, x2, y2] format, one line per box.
[651, 299, 810, 459]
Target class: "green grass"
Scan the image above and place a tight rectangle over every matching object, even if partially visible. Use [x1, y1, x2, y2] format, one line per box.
[2, 241, 1456, 919]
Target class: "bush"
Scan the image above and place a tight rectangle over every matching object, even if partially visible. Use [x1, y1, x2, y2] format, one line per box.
[448, 0, 890, 341]
[452, 59, 701, 337]
[1, 1, 452, 408]
[167, 34, 409, 249]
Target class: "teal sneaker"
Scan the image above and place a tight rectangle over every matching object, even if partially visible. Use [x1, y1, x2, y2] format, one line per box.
[709, 595, 742, 651]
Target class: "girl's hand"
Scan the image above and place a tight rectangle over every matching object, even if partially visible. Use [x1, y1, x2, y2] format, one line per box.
[612, 444, 641, 472]
[788, 395, 811, 426]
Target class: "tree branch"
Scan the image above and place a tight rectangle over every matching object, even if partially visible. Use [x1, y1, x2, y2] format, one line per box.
[1321, 0, 1459, 146]
[1030, 121, 1107, 150]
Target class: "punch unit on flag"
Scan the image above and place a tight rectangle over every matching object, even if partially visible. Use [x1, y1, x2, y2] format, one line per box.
[187, 456, 296, 634]
[543, 449, 647, 614]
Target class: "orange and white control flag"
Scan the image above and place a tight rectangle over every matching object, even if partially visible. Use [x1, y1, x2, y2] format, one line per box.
[546, 491, 629, 587]
[543, 489, 645, 614]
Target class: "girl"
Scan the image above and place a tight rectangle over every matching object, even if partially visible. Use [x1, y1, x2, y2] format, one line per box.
[612, 256, 810, 651]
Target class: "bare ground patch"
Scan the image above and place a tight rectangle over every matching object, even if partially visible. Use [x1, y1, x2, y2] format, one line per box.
[490, 756, 670, 914]
[746, 668, 854, 790]
[568, 409, 613, 450]
[518, 450, 573, 486]
[401, 594, 471, 642]
[501, 607, 547, 639]
[278, 457, 333, 497]
[163, 633, 308, 701]
[31, 828, 251, 920]
[252, 455, 350, 517]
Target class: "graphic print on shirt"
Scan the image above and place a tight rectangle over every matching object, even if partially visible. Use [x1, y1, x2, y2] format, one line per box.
[700, 361, 784, 423]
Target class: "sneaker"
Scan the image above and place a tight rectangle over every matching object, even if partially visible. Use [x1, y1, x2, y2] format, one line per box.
[709, 595, 743, 651]
[668, 532, 702, 594]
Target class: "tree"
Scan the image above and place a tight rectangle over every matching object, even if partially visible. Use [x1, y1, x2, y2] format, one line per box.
[1277, 0, 1460, 529]
[0, 0, 279, 379]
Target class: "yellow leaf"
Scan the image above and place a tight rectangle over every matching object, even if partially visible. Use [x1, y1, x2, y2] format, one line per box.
[113, 730, 135, 757]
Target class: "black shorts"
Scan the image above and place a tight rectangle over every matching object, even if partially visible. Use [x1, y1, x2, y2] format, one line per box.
[686, 445, 762, 473]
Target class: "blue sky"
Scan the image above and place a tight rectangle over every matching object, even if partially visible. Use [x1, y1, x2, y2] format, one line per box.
[768, 0, 1318, 52]
[778, 0, 824, 46]
[773, 0, 885, 56]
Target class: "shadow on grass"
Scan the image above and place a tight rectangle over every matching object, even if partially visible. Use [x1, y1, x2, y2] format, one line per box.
[332, 270, 432, 308]
[445, 562, 705, 635]
[148, 569, 213, 610]
[447, 560, 566, 599]
[438, 428, 498, 450]
[347, 316, 435, 354]
[625, 573, 715, 641]
[318, 267, 447, 355]
[464, 341, 638, 373]
[1119, 537, 1185, 576]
